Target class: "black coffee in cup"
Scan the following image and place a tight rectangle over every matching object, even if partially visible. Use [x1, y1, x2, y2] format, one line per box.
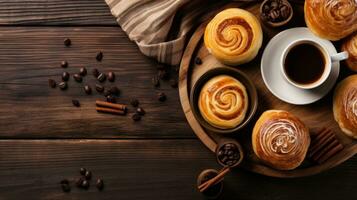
[284, 43, 325, 85]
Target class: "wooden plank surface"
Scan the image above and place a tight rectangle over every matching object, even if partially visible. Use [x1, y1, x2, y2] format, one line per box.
[0, 0, 116, 25]
[0, 27, 193, 138]
[0, 139, 356, 200]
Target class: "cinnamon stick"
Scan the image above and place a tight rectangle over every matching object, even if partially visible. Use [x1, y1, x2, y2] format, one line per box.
[96, 100, 126, 111]
[96, 107, 126, 115]
[198, 167, 230, 193]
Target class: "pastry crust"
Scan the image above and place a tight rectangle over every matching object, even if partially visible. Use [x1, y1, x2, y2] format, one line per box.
[342, 33, 357, 72]
[204, 8, 263, 65]
[198, 75, 248, 129]
[333, 75, 357, 139]
[304, 0, 357, 41]
[252, 110, 310, 170]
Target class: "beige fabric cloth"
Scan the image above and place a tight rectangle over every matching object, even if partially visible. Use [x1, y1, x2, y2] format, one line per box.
[104, 0, 250, 66]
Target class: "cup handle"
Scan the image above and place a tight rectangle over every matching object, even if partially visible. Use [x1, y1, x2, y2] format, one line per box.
[331, 51, 349, 62]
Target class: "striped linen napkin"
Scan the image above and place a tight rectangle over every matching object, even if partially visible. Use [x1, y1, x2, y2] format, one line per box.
[104, 0, 257, 66]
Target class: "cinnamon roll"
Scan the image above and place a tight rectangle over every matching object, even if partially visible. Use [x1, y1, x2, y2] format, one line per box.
[204, 8, 263, 65]
[252, 110, 310, 170]
[304, 0, 357, 41]
[333, 75, 357, 139]
[198, 75, 248, 129]
[342, 33, 357, 72]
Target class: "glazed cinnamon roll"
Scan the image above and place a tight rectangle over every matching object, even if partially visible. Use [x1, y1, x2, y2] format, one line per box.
[198, 75, 248, 129]
[252, 110, 310, 170]
[342, 33, 357, 72]
[204, 8, 263, 65]
[333, 75, 357, 139]
[304, 0, 357, 41]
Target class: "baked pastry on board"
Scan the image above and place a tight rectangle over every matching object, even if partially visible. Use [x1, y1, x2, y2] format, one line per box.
[198, 75, 248, 129]
[333, 75, 357, 139]
[252, 110, 310, 170]
[204, 8, 263, 65]
[304, 0, 357, 41]
[342, 33, 357, 72]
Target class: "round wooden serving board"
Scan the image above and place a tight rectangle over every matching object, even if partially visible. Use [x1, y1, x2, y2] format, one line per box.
[178, 4, 357, 178]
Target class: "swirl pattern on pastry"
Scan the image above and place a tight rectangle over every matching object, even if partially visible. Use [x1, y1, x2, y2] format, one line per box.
[342, 33, 357, 72]
[199, 75, 248, 129]
[204, 8, 263, 65]
[252, 110, 310, 170]
[304, 0, 357, 41]
[333, 75, 357, 139]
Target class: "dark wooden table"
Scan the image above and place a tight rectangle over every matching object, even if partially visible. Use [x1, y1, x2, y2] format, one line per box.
[0, 1, 355, 199]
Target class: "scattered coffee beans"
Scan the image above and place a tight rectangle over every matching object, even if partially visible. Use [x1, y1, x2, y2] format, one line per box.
[217, 143, 241, 167]
[84, 170, 92, 180]
[132, 113, 141, 121]
[95, 84, 104, 93]
[195, 57, 202, 65]
[170, 78, 178, 88]
[79, 67, 87, 76]
[136, 107, 145, 115]
[108, 72, 115, 82]
[59, 82, 68, 90]
[97, 73, 106, 82]
[130, 99, 139, 107]
[84, 85, 92, 95]
[157, 92, 166, 102]
[61, 60, 68, 68]
[109, 86, 120, 96]
[80, 168, 86, 176]
[72, 99, 80, 107]
[62, 71, 70, 81]
[64, 38, 71, 47]
[96, 51, 103, 61]
[92, 68, 100, 78]
[82, 180, 90, 189]
[73, 74, 83, 82]
[152, 76, 160, 87]
[96, 179, 104, 191]
[48, 79, 56, 88]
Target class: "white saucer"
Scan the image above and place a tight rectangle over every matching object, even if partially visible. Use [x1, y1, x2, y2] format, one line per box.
[261, 27, 340, 105]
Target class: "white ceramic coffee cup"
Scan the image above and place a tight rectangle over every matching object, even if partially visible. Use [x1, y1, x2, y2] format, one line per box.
[280, 39, 348, 89]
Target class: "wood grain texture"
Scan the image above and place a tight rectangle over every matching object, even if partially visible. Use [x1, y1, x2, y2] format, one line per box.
[0, 0, 116, 25]
[0, 139, 356, 200]
[179, 3, 357, 177]
[0, 27, 193, 138]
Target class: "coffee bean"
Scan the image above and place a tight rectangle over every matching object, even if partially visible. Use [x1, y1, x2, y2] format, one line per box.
[263, 4, 270, 12]
[152, 76, 160, 87]
[170, 78, 178, 88]
[84, 170, 92, 180]
[84, 85, 92, 95]
[106, 95, 116, 103]
[64, 38, 71, 46]
[108, 72, 115, 82]
[48, 79, 56, 88]
[109, 86, 120, 96]
[62, 71, 70, 81]
[79, 67, 87, 76]
[76, 177, 84, 188]
[92, 68, 100, 78]
[96, 51, 103, 61]
[61, 61, 68, 68]
[130, 99, 139, 107]
[280, 5, 290, 19]
[157, 92, 166, 102]
[59, 82, 68, 90]
[132, 113, 141, 121]
[136, 107, 145, 115]
[80, 167, 87, 175]
[97, 73, 106, 82]
[72, 99, 80, 107]
[81, 180, 90, 189]
[61, 183, 71, 192]
[195, 57, 202, 65]
[271, 1, 278, 9]
[95, 84, 104, 93]
[158, 69, 169, 80]
[96, 178, 104, 191]
[269, 10, 280, 21]
[73, 73, 82, 82]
